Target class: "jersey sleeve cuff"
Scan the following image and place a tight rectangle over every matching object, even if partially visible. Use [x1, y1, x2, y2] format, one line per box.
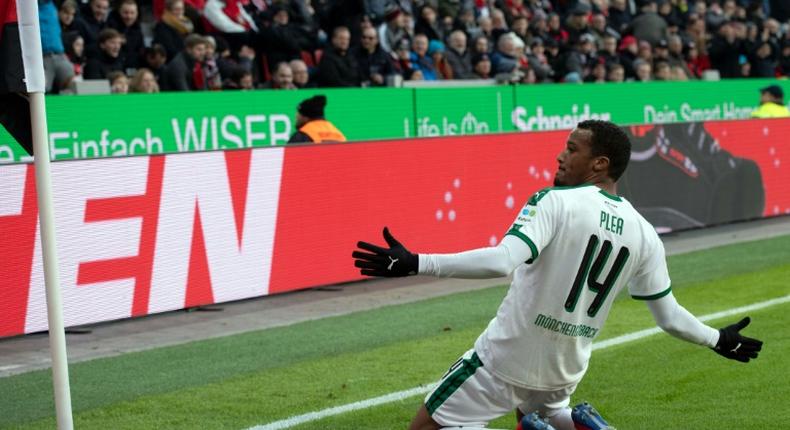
[631, 285, 672, 301]
[504, 229, 538, 263]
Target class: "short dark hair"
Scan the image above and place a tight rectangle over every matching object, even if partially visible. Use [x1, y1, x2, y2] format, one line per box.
[97, 28, 121, 44]
[576, 120, 631, 181]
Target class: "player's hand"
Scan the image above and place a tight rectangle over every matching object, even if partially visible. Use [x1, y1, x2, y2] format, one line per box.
[352, 227, 418, 277]
[712, 317, 763, 363]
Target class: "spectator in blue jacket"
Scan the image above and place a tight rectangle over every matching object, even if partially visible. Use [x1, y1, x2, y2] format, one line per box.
[409, 33, 438, 80]
[39, 0, 75, 93]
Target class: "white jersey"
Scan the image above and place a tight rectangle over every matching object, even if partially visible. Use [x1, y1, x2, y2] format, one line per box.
[471, 184, 671, 390]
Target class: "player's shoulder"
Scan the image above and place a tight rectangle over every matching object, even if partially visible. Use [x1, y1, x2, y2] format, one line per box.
[526, 184, 596, 206]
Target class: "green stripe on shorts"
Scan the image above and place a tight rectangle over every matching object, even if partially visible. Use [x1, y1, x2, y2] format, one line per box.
[426, 352, 484, 415]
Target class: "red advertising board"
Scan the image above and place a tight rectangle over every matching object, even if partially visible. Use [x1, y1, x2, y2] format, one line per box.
[1, 118, 788, 338]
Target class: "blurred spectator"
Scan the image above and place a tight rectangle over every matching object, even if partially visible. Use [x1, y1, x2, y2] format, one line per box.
[84, 28, 124, 79]
[563, 33, 597, 82]
[289, 59, 313, 88]
[491, 32, 519, 74]
[585, 58, 608, 83]
[378, 5, 409, 53]
[751, 85, 790, 118]
[653, 39, 670, 63]
[446, 30, 474, 79]
[608, 0, 632, 34]
[750, 40, 778, 78]
[472, 35, 490, 55]
[634, 58, 652, 81]
[142, 44, 168, 81]
[63, 32, 86, 78]
[223, 66, 254, 90]
[589, 13, 619, 48]
[685, 40, 710, 78]
[598, 34, 620, 65]
[160, 33, 209, 91]
[259, 5, 314, 72]
[471, 53, 492, 79]
[108, 70, 129, 93]
[546, 13, 568, 46]
[618, 35, 639, 78]
[653, 60, 671, 80]
[262, 62, 296, 90]
[490, 9, 509, 42]
[40, 0, 74, 93]
[564, 4, 590, 43]
[637, 40, 653, 63]
[288, 95, 346, 143]
[709, 21, 746, 78]
[429, 40, 453, 79]
[153, 0, 194, 62]
[666, 35, 692, 78]
[58, 0, 79, 34]
[409, 33, 439, 80]
[670, 65, 690, 81]
[355, 27, 396, 86]
[108, 0, 144, 69]
[607, 63, 626, 82]
[630, 0, 667, 46]
[526, 38, 554, 82]
[511, 16, 531, 46]
[130, 68, 160, 93]
[414, 5, 442, 42]
[770, 0, 790, 22]
[203, 36, 222, 90]
[778, 41, 790, 77]
[316, 26, 361, 87]
[75, 0, 110, 53]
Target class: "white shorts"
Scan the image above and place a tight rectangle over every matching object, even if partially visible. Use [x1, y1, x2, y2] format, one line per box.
[424, 349, 576, 428]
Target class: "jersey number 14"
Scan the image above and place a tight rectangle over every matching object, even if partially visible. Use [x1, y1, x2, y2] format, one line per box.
[564, 234, 630, 318]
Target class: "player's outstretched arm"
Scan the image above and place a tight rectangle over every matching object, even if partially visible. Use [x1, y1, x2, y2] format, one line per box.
[353, 227, 530, 279]
[645, 293, 763, 363]
[353, 227, 418, 277]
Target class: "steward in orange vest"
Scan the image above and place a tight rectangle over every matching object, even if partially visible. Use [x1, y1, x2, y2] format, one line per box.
[288, 95, 347, 143]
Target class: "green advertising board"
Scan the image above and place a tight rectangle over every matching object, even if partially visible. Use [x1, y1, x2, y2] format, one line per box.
[1, 79, 788, 163]
[0, 87, 412, 163]
[411, 86, 516, 137]
[511, 79, 784, 132]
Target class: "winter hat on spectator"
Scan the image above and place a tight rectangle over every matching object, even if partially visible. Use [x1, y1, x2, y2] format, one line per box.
[298, 95, 328, 119]
[619, 35, 637, 51]
[655, 39, 669, 49]
[428, 40, 446, 56]
[760, 85, 784, 101]
[571, 3, 591, 16]
[472, 53, 491, 65]
[384, 5, 401, 22]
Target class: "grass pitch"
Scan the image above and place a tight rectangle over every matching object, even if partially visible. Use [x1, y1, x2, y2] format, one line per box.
[1, 235, 789, 429]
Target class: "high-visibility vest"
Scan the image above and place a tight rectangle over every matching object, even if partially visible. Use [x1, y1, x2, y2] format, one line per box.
[751, 102, 790, 118]
[299, 119, 347, 143]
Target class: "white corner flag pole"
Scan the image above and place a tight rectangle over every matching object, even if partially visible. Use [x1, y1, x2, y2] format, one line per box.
[16, 1, 74, 428]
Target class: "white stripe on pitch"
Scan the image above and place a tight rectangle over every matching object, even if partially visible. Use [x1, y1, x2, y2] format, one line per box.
[248, 295, 790, 430]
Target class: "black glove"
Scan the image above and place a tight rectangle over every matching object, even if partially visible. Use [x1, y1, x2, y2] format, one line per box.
[352, 227, 418, 277]
[712, 317, 763, 363]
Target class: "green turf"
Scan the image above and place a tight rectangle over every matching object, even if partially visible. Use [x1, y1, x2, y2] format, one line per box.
[2, 234, 789, 429]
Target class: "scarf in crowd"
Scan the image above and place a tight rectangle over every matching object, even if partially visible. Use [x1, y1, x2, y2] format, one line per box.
[192, 60, 205, 89]
[161, 10, 193, 35]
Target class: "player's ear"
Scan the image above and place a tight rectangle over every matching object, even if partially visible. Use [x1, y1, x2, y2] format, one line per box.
[592, 156, 610, 175]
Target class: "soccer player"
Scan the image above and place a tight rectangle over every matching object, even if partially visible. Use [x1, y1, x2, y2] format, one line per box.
[352, 120, 763, 430]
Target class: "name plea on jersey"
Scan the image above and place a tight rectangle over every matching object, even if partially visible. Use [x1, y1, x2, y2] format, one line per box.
[600, 211, 624, 235]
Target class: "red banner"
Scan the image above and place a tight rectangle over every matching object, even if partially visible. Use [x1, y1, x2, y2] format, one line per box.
[1, 118, 788, 338]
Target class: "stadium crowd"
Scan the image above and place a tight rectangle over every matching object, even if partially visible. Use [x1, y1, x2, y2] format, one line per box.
[39, 0, 790, 93]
